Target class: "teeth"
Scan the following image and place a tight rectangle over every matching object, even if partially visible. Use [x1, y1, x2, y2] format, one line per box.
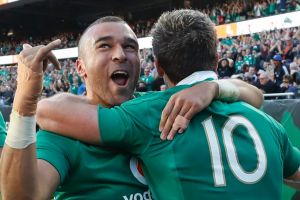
[113, 71, 128, 76]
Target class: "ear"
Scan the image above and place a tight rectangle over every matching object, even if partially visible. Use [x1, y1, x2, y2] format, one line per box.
[155, 59, 165, 77]
[76, 58, 87, 79]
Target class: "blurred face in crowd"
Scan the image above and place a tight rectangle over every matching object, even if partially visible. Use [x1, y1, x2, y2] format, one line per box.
[262, 44, 268, 51]
[144, 68, 150, 76]
[273, 60, 281, 68]
[241, 50, 246, 56]
[221, 59, 228, 67]
[259, 73, 269, 85]
[77, 22, 141, 107]
[245, 48, 250, 55]
[226, 51, 232, 58]
[248, 67, 256, 75]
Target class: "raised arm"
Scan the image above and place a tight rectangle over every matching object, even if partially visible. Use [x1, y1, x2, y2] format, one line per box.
[0, 40, 61, 199]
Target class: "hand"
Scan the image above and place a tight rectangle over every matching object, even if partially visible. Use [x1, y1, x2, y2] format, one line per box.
[18, 39, 61, 73]
[159, 82, 218, 140]
[13, 39, 61, 116]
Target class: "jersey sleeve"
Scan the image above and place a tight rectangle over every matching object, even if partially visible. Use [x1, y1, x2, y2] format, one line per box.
[98, 105, 153, 155]
[0, 112, 7, 148]
[36, 130, 76, 184]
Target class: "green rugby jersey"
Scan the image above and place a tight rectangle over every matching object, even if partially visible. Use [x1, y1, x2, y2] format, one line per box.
[37, 131, 150, 200]
[243, 55, 254, 65]
[0, 112, 7, 148]
[98, 85, 300, 200]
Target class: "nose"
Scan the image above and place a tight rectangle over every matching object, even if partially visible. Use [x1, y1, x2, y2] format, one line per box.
[112, 45, 127, 63]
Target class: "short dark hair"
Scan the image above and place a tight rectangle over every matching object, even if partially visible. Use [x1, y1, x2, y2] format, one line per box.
[78, 16, 127, 58]
[151, 9, 217, 83]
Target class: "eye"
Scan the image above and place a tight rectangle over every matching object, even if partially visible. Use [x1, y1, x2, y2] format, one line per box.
[98, 43, 110, 49]
[124, 44, 137, 51]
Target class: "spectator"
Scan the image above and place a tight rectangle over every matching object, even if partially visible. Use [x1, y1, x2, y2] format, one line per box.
[280, 74, 298, 98]
[140, 67, 154, 91]
[272, 54, 289, 86]
[217, 58, 235, 78]
[256, 71, 280, 96]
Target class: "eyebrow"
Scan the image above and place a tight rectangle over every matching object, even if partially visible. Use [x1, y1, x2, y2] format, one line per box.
[94, 36, 139, 48]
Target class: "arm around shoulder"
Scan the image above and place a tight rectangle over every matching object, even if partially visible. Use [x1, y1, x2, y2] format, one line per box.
[37, 93, 101, 145]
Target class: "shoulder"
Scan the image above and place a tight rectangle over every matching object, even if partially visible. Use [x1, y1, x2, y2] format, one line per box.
[37, 130, 78, 147]
[122, 85, 189, 109]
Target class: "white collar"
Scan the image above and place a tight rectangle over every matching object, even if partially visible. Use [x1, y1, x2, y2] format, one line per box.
[176, 71, 218, 86]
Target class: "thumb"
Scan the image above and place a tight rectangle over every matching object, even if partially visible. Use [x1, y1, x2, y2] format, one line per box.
[23, 43, 32, 50]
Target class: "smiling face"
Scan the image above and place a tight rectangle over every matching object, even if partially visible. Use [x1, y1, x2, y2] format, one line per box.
[77, 22, 141, 107]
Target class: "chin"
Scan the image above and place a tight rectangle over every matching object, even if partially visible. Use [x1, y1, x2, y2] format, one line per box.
[112, 95, 132, 106]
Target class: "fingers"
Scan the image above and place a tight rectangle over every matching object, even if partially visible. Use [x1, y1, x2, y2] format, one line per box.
[35, 39, 61, 63]
[23, 44, 32, 50]
[164, 104, 191, 140]
[182, 104, 201, 121]
[47, 51, 61, 70]
[166, 115, 190, 140]
[160, 101, 181, 140]
[159, 96, 175, 132]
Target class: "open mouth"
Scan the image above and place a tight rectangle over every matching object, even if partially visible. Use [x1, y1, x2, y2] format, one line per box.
[111, 70, 129, 86]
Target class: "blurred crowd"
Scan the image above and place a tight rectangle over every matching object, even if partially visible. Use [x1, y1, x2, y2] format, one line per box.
[3, 25, 300, 106]
[216, 26, 300, 99]
[1, 0, 300, 105]
[1, 0, 300, 56]
[201, 0, 300, 25]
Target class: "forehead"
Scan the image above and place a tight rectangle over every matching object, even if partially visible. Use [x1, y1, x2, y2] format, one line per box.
[86, 22, 137, 43]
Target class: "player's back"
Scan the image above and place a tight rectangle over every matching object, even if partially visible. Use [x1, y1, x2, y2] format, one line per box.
[99, 86, 300, 200]
[143, 100, 299, 200]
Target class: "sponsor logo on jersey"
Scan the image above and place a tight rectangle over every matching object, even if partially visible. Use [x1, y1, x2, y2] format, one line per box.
[123, 190, 152, 200]
[130, 157, 147, 185]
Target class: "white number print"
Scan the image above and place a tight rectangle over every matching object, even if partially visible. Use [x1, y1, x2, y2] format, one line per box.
[202, 115, 267, 187]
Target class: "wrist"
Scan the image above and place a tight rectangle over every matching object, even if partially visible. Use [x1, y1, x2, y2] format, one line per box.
[5, 109, 36, 149]
[13, 65, 44, 116]
[212, 79, 240, 102]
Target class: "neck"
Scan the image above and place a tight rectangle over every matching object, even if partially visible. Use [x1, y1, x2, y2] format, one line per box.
[163, 75, 176, 88]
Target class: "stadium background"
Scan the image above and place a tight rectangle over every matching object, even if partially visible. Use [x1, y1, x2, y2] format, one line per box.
[1, 0, 300, 199]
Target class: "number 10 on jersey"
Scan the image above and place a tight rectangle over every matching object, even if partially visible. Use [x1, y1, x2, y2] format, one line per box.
[202, 115, 267, 187]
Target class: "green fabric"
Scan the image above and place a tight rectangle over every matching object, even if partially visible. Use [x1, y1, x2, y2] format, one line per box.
[252, 33, 260, 41]
[244, 55, 254, 65]
[70, 85, 78, 95]
[221, 38, 233, 46]
[140, 75, 154, 91]
[269, 3, 276, 14]
[99, 85, 300, 200]
[262, 7, 269, 16]
[36, 130, 149, 200]
[262, 100, 300, 200]
[235, 60, 244, 72]
[0, 112, 7, 148]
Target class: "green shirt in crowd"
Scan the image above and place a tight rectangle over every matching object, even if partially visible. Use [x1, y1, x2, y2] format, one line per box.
[98, 80, 300, 200]
[0, 112, 7, 147]
[244, 54, 254, 65]
[234, 60, 244, 72]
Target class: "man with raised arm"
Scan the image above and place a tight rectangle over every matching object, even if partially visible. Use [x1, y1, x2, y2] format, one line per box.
[1, 15, 263, 199]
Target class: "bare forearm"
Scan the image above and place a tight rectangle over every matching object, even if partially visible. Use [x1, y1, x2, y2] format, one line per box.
[0, 144, 39, 199]
[37, 93, 100, 145]
[229, 79, 263, 108]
